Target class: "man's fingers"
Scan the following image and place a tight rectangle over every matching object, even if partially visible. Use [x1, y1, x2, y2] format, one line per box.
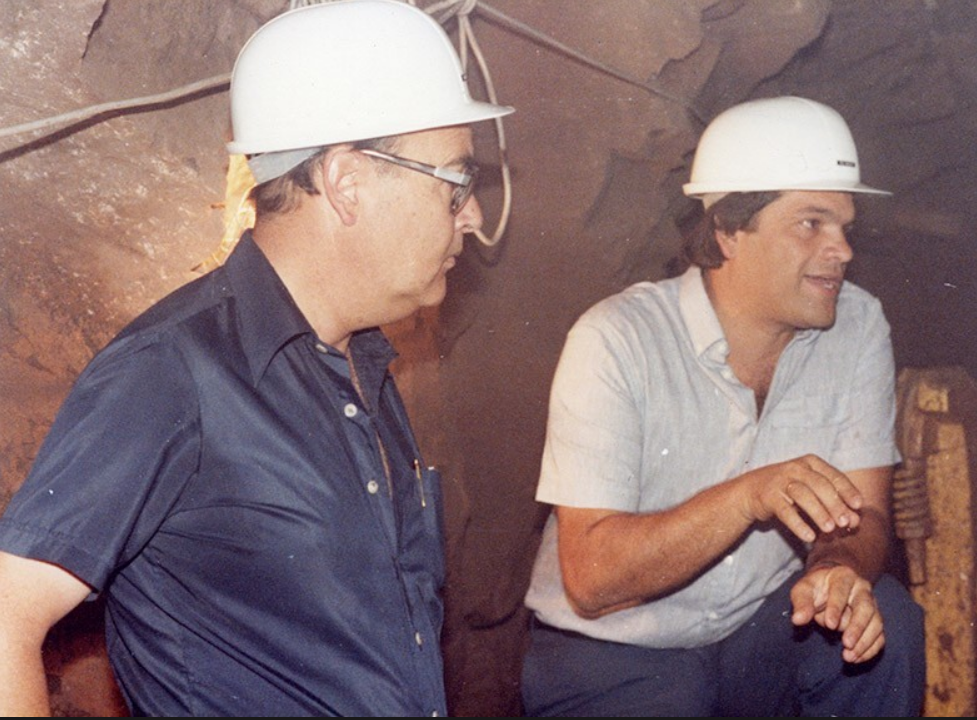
[782, 459, 864, 534]
[802, 455, 865, 511]
[777, 497, 818, 543]
[783, 480, 837, 534]
[843, 609, 885, 663]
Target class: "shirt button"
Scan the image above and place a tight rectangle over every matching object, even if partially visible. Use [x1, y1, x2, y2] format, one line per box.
[366, 480, 379, 495]
[723, 554, 734, 565]
[415, 631, 423, 646]
[315, 342, 329, 354]
[344, 403, 358, 418]
[707, 611, 719, 620]
[431, 712, 439, 717]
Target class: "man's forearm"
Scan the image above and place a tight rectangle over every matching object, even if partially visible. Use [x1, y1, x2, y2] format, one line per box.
[806, 505, 891, 582]
[0, 645, 53, 715]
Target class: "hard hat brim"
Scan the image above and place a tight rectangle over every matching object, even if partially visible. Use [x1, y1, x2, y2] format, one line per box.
[682, 180, 892, 198]
[226, 101, 514, 157]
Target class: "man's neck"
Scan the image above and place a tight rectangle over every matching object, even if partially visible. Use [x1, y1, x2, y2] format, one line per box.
[702, 267, 795, 409]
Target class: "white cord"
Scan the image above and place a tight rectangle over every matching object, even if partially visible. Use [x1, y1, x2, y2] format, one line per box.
[457, 6, 511, 246]
[0, 0, 695, 250]
[0, 2, 692, 145]
[0, 73, 230, 140]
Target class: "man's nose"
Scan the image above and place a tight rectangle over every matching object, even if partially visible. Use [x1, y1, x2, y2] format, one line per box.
[829, 228, 854, 263]
[457, 193, 484, 234]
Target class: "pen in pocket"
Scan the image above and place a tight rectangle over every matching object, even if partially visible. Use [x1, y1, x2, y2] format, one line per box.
[413, 458, 426, 507]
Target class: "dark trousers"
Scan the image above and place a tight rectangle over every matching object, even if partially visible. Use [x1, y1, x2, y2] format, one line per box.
[521, 572, 925, 717]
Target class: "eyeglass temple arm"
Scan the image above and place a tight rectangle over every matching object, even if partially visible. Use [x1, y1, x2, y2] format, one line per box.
[431, 165, 471, 186]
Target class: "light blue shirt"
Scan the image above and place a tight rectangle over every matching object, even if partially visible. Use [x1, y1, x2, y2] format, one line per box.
[524, 265, 899, 647]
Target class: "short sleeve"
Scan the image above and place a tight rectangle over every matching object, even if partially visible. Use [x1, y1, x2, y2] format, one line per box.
[536, 318, 644, 511]
[0, 333, 201, 589]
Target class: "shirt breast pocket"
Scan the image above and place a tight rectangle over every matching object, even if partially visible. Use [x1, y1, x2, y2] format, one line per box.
[763, 392, 847, 461]
[402, 464, 445, 584]
[401, 464, 446, 631]
[417, 464, 444, 547]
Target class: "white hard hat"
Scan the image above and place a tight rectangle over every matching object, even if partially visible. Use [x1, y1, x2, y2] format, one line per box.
[683, 96, 889, 204]
[227, 0, 514, 182]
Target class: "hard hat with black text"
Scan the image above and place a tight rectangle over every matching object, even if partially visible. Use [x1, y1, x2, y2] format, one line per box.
[683, 96, 889, 208]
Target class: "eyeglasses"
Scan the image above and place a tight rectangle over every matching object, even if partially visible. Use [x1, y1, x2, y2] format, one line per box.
[358, 148, 478, 215]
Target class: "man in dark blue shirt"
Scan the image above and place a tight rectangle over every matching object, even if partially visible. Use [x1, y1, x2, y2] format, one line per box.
[0, 0, 513, 715]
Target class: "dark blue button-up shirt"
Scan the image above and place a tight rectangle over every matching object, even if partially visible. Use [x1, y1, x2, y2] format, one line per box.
[0, 232, 447, 716]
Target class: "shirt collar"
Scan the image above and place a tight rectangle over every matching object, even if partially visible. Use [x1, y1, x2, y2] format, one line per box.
[679, 265, 729, 365]
[223, 231, 398, 390]
[678, 265, 821, 367]
[223, 231, 312, 385]
[346, 329, 398, 412]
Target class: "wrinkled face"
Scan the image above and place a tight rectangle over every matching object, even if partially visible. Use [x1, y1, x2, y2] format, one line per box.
[361, 125, 482, 321]
[728, 190, 855, 332]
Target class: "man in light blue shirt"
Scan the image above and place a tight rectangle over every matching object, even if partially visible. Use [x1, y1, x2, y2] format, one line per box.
[522, 97, 925, 717]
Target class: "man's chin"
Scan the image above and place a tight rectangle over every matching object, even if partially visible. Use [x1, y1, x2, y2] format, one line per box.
[419, 279, 448, 309]
[798, 312, 838, 332]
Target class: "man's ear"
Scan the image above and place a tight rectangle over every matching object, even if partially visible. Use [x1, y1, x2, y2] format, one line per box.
[319, 147, 360, 226]
[714, 222, 738, 260]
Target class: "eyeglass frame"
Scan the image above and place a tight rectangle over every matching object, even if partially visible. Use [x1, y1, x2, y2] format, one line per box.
[358, 148, 478, 215]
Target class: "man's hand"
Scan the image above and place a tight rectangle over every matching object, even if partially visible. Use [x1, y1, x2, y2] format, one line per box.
[741, 454, 864, 544]
[790, 562, 885, 663]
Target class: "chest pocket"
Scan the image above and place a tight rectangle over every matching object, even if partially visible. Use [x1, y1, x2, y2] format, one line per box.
[763, 391, 848, 461]
[376, 388, 446, 600]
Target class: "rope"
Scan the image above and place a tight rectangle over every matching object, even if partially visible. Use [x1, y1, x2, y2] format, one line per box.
[0, 0, 697, 250]
[472, 2, 704, 125]
[0, 1, 694, 143]
[0, 73, 230, 140]
[452, 0, 511, 246]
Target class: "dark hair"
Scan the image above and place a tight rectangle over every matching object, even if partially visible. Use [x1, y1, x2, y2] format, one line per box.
[248, 136, 401, 216]
[680, 191, 782, 270]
